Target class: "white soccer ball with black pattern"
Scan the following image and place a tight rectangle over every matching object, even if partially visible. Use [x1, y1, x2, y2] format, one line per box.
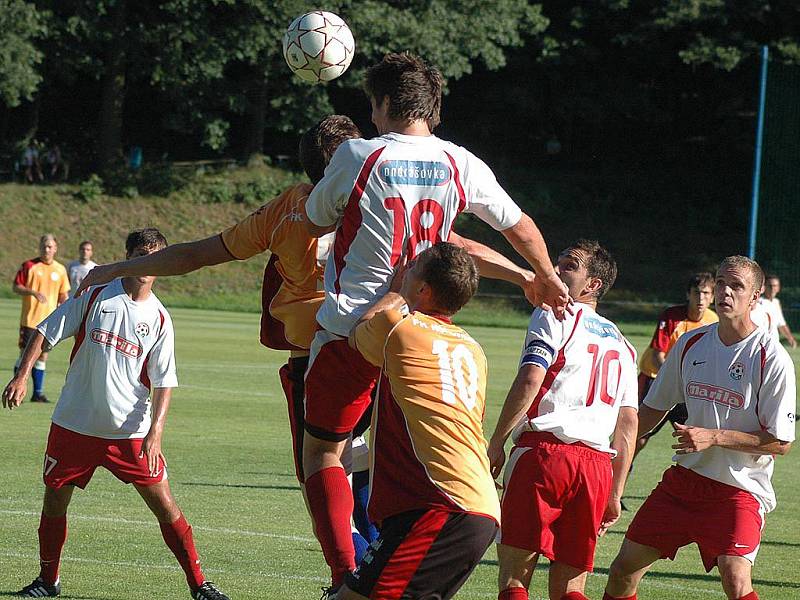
[282, 11, 355, 83]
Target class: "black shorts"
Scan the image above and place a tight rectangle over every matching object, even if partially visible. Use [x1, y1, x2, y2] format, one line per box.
[345, 509, 497, 600]
[18, 326, 37, 351]
[638, 374, 688, 437]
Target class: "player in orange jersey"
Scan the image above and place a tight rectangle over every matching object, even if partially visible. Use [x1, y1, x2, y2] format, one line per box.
[336, 242, 499, 600]
[13, 234, 70, 403]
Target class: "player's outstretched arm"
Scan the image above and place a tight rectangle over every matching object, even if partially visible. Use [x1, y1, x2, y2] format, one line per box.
[75, 235, 234, 296]
[2, 331, 46, 409]
[499, 213, 571, 318]
[487, 364, 547, 478]
[140, 387, 172, 476]
[672, 425, 792, 456]
[449, 232, 536, 304]
[601, 406, 639, 535]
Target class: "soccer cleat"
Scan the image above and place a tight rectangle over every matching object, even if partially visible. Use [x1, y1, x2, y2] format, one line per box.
[319, 585, 341, 600]
[17, 576, 61, 597]
[30, 393, 50, 403]
[192, 581, 230, 600]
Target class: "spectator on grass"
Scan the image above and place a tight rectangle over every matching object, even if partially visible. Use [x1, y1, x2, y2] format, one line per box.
[23, 141, 43, 183]
[67, 241, 97, 290]
[44, 143, 68, 181]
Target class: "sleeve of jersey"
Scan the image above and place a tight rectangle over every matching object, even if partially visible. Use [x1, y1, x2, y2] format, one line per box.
[643, 341, 683, 410]
[59, 266, 70, 295]
[757, 350, 796, 442]
[305, 144, 355, 227]
[519, 309, 561, 370]
[220, 196, 280, 260]
[619, 344, 640, 409]
[353, 310, 404, 368]
[461, 153, 522, 231]
[147, 315, 178, 389]
[36, 293, 91, 347]
[651, 310, 671, 352]
[13, 263, 28, 287]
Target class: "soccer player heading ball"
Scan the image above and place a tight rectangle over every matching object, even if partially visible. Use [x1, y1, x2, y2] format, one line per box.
[3, 229, 230, 600]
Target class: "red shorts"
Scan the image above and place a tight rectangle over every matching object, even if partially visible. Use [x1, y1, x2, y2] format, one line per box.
[304, 329, 379, 441]
[43, 423, 167, 489]
[626, 465, 764, 572]
[499, 432, 612, 572]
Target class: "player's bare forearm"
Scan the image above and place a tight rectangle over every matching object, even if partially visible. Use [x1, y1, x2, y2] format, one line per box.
[2, 332, 46, 408]
[779, 325, 797, 347]
[653, 351, 666, 368]
[609, 407, 638, 500]
[450, 232, 534, 289]
[148, 387, 172, 436]
[500, 213, 556, 279]
[13, 283, 35, 297]
[673, 424, 792, 456]
[491, 365, 546, 445]
[637, 404, 670, 437]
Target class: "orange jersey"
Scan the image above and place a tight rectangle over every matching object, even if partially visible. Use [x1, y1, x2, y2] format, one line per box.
[639, 305, 719, 378]
[354, 309, 500, 524]
[220, 183, 330, 351]
[14, 258, 69, 328]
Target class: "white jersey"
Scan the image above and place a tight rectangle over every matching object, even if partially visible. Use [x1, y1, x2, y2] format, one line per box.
[511, 302, 639, 454]
[752, 297, 785, 345]
[644, 323, 796, 511]
[67, 259, 97, 290]
[37, 278, 178, 439]
[306, 133, 522, 336]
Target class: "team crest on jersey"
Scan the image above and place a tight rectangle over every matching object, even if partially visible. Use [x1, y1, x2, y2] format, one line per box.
[50, 271, 60, 281]
[729, 362, 745, 380]
[377, 160, 451, 186]
[135, 322, 150, 337]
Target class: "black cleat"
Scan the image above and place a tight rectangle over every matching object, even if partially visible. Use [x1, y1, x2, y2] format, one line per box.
[192, 581, 230, 600]
[30, 393, 50, 403]
[18, 577, 61, 597]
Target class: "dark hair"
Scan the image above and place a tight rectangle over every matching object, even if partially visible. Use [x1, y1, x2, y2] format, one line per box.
[563, 239, 617, 299]
[364, 52, 443, 130]
[686, 272, 714, 293]
[299, 115, 362, 184]
[79, 240, 93, 249]
[125, 228, 167, 257]
[765, 273, 780, 283]
[418, 242, 479, 315]
[717, 256, 765, 292]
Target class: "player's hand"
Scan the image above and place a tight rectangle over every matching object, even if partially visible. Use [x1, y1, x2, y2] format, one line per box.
[2, 376, 27, 410]
[531, 270, 572, 320]
[520, 270, 537, 306]
[788, 336, 797, 349]
[140, 432, 164, 476]
[487, 437, 507, 480]
[671, 423, 717, 454]
[33, 291, 47, 304]
[599, 496, 622, 536]
[74, 264, 116, 297]
[389, 256, 409, 293]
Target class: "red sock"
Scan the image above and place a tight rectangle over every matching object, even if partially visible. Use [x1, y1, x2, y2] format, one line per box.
[38, 513, 67, 585]
[737, 592, 758, 600]
[499, 587, 529, 600]
[603, 593, 636, 600]
[561, 592, 589, 600]
[305, 466, 356, 587]
[159, 514, 205, 590]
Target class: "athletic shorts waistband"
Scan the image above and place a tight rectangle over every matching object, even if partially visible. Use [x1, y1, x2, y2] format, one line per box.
[515, 431, 610, 460]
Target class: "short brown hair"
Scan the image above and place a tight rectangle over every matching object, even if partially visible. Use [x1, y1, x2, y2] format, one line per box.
[562, 239, 617, 299]
[299, 115, 362, 184]
[79, 240, 93, 249]
[686, 272, 714, 293]
[717, 255, 765, 292]
[364, 52, 443, 130]
[126, 228, 167, 257]
[418, 242, 479, 315]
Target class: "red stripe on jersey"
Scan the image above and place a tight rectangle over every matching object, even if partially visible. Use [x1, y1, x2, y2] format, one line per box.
[679, 331, 707, 373]
[140, 309, 167, 390]
[371, 509, 449, 599]
[332, 146, 385, 295]
[528, 309, 583, 418]
[369, 376, 460, 525]
[444, 151, 466, 213]
[259, 255, 303, 350]
[69, 286, 106, 364]
[755, 344, 767, 430]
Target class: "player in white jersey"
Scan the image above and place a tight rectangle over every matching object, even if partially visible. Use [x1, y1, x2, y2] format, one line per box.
[604, 256, 796, 600]
[752, 274, 797, 348]
[301, 52, 571, 594]
[67, 240, 97, 290]
[2, 229, 230, 600]
[488, 240, 639, 600]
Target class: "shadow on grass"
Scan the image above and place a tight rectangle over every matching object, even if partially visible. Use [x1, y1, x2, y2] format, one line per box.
[179, 481, 299, 492]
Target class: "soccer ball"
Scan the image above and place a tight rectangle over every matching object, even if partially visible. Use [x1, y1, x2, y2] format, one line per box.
[282, 11, 355, 83]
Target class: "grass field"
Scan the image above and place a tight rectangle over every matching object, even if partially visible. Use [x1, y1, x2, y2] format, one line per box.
[0, 298, 798, 599]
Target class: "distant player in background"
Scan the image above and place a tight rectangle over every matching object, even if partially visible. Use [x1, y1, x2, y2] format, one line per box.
[3, 228, 230, 600]
[337, 242, 500, 600]
[633, 272, 718, 460]
[12, 234, 70, 403]
[67, 240, 97, 290]
[302, 52, 569, 593]
[752, 274, 797, 348]
[604, 256, 795, 600]
[488, 240, 638, 600]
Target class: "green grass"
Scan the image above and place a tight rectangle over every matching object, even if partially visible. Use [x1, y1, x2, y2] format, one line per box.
[0, 297, 798, 599]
